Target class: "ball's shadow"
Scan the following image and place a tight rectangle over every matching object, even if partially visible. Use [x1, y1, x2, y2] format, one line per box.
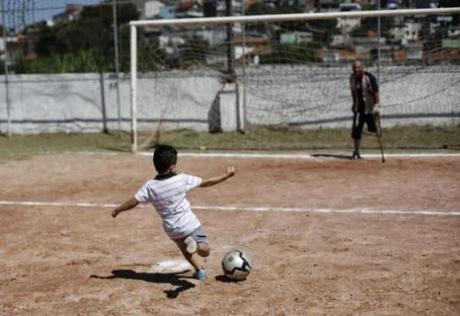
[91, 269, 195, 299]
[215, 275, 247, 283]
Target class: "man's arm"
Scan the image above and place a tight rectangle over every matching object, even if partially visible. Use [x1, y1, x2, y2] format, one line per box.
[112, 197, 139, 218]
[199, 166, 235, 187]
[369, 72, 380, 112]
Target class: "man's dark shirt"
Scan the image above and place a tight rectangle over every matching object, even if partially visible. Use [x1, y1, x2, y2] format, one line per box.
[354, 71, 379, 113]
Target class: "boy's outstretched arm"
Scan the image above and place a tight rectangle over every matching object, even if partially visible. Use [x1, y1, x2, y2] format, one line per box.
[111, 197, 139, 218]
[200, 166, 235, 187]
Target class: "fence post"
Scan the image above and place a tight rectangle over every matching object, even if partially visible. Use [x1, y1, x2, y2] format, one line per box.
[1, 0, 11, 138]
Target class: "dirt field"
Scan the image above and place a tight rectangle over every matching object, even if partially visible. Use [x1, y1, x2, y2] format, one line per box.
[1, 152, 459, 315]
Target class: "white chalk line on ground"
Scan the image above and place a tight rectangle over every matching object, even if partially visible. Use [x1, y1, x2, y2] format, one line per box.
[1, 200, 459, 216]
[137, 151, 460, 160]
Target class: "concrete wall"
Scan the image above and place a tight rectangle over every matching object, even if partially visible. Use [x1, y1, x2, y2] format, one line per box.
[0, 72, 229, 134]
[0, 73, 128, 134]
[0, 65, 459, 134]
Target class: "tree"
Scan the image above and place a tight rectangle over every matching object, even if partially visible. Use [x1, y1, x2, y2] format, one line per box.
[261, 42, 322, 64]
[245, 3, 276, 34]
[439, 0, 460, 25]
[164, 35, 211, 70]
[138, 39, 167, 72]
[245, 2, 275, 16]
[306, 19, 340, 45]
[245, 2, 339, 44]
[350, 17, 396, 40]
[16, 2, 139, 73]
[245, 3, 304, 34]
[439, 0, 460, 7]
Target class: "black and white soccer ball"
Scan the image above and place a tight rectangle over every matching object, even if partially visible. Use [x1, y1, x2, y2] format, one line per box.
[221, 249, 252, 281]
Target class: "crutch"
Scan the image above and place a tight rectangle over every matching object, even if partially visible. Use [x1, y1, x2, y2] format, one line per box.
[374, 112, 385, 163]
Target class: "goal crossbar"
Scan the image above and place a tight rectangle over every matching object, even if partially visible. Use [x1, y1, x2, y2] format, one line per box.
[130, 8, 460, 27]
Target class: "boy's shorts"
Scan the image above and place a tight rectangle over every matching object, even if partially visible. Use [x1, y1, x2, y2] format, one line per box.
[174, 226, 209, 251]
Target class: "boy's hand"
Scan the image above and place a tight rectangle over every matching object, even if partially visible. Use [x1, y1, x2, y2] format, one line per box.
[111, 197, 139, 218]
[227, 166, 235, 177]
[200, 166, 235, 187]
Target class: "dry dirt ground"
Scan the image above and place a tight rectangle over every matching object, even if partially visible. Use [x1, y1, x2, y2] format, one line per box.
[0, 152, 459, 315]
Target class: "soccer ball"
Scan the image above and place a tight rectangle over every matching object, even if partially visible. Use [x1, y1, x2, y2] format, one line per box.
[221, 249, 252, 281]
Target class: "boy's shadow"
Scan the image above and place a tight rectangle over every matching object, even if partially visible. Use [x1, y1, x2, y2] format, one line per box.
[91, 269, 195, 299]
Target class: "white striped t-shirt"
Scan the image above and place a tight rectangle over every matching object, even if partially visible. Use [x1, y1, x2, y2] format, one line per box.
[134, 173, 202, 240]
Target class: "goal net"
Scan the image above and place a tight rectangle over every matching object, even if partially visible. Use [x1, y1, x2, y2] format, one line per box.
[130, 7, 460, 151]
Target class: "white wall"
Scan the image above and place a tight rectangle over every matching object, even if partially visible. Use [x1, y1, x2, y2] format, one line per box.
[0, 65, 459, 134]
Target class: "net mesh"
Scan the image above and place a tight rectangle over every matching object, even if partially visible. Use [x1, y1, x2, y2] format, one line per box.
[134, 11, 460, 148]
[1, 3, 459, 150]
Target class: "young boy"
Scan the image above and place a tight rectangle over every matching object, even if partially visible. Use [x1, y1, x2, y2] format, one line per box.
[111, 144, 235, 280]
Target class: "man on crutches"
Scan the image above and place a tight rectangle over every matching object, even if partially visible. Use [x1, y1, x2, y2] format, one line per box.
[349, 60, 383, 161]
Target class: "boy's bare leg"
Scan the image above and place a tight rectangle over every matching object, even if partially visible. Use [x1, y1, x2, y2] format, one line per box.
[176, 243, 208, 270]
[197, 243, 210, 257]
[175, 237, 210, 274]
[177, 242, 210, 280]
[180, 245, 210, 268]
[181, 250, 203, 271]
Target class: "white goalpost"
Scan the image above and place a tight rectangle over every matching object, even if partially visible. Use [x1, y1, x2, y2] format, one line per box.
[129, 7, 460, 152]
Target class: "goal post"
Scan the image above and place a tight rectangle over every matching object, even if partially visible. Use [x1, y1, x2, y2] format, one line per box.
[129, 7, 460, 152]
[130, 24, 138, 152]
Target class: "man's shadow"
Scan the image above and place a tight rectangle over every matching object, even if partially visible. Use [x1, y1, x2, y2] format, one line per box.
[91, 269, 195, 299]
[311, 153, 353, 160]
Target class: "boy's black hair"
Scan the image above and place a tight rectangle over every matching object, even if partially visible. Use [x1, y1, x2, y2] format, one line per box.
[153, 144, 177, 174]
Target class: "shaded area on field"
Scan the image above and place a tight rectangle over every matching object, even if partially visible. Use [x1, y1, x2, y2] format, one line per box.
[310, 153, 353, 160]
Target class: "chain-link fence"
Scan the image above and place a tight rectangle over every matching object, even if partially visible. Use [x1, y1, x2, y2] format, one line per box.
[132, 9, 460, 149]
[1, 2, 459, 146]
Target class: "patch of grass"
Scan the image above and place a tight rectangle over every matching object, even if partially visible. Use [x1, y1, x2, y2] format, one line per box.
[154, 126, 351, 151]
[0, 131, 131, 157]
[153, 125, 460, 152]
[0, 125, 458, 157]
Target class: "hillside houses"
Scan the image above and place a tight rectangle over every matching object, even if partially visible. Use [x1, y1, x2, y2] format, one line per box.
[1, 1, 458, 71]
[131, 0, 459, 65]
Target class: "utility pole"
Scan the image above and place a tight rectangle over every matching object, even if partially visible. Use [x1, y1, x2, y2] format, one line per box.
[113, 0, 122, 130]
[241, 0, 247, 133]
[1, 0, 11, 138]
[377, 0, 381, 83]
[225, 0, 234, 80]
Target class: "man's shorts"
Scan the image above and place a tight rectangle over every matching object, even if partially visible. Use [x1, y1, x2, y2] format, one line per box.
[352, 112, 377, 140]
[173, 226, 209, 252]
